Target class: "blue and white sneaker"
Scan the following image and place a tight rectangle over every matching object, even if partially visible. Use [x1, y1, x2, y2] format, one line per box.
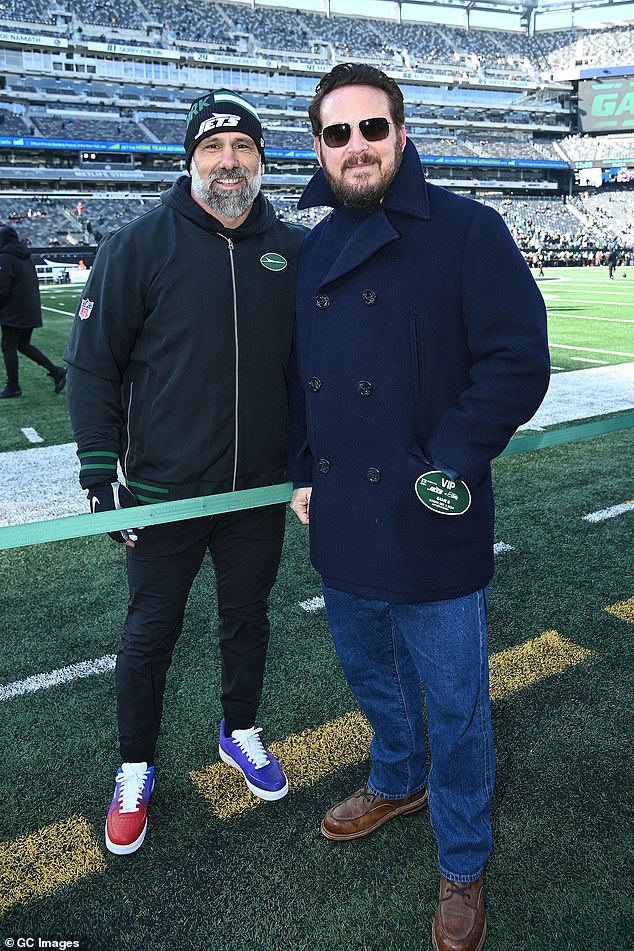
[219, 719, 288, 801]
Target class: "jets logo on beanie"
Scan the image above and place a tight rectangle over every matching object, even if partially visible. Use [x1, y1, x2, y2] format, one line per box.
[184, 90, 265, 170]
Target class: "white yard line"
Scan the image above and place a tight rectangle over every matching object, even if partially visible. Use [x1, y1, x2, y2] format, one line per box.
[583, 502, 634, 523]
[0, 654, 116, 702]
[300, 596, 325, 612]
[21, 428, 44, 443]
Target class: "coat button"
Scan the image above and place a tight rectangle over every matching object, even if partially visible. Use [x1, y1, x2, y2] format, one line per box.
[308, 377, 322, 392]
[367, 467, 381, 483]
[362, 289, 377, 305]
[316, 294, 330, 309]
[357, 380, 373, 397]
[318, 458, 331, 474]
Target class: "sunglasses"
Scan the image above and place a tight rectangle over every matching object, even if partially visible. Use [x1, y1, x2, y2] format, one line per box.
[318, 117, 393, 149]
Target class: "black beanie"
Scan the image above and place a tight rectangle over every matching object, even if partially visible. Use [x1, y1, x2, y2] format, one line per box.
[184, 90, 265, 170]
[0, 225, 18, 245]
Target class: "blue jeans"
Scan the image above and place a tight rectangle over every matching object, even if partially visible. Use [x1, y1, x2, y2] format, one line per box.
[321, 582, 494, 882]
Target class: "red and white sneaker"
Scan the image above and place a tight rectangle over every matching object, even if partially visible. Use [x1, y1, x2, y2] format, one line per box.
[105, 762, 155, 855]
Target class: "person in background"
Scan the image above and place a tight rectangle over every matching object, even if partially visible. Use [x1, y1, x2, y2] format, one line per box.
[0, 225, 66, 398]
[606, 246, 618, 279]
[288, 63, 550, 951]
[65, 89, 306, 856]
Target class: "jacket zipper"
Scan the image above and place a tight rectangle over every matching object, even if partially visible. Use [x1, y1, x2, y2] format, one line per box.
[123, 380, 133, 484]
[217, 234, 239, 491]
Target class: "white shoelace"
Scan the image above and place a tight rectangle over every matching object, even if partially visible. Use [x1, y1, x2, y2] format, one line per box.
[231, 727, 271, 769]
[116, 763, 149, 813]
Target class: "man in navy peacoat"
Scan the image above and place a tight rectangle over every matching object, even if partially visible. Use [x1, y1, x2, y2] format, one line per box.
[288, 64, 550, 951]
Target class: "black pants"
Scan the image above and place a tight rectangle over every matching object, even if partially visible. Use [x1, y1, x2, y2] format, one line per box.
[116, 504, 286, 763]
[1, 326, 57, 388]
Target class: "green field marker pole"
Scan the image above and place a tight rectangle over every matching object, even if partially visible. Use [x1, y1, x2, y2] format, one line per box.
[499, 411, 634, 457]
[0, 483, 293, 551]
[1, 412, 633, 552]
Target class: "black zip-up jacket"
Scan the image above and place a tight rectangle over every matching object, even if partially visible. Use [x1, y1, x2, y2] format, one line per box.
[0, 228, 42, 329]
[64, 177, 306, 502]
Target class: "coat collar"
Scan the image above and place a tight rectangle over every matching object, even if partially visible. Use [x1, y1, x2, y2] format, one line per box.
[297, 138, 430, 221]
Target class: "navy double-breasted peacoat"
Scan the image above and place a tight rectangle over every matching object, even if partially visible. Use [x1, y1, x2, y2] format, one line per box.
[287, 140, 550, 604]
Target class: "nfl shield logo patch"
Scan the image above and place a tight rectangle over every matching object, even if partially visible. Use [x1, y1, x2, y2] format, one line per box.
[78, 298, 94, 320]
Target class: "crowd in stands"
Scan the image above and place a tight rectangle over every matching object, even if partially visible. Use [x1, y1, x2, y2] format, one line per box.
[8, 85, 631, 167]
[1, 193, 631, 269]
[559, 135, 634, 163]
[32, 114, 150, 142]
[410, 134, 561, 162]
[2, 0, 634, 82]
[0, 195, 152, 246]
[1, 1, 633, 268]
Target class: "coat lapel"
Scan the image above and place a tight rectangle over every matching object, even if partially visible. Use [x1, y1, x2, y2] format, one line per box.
[319, 208, 401, 287]
[301, 139, 430, 288]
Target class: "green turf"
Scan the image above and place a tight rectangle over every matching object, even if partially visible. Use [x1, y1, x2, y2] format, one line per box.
[1, 271, 633, 452]
[0, 270, 632, 947]
[0, 429, 632, 950]
[0, 286, 79, 451]
[536, 267, 634, 372]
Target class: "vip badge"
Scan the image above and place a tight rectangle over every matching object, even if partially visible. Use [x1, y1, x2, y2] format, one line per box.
[414, 470, 471, 516]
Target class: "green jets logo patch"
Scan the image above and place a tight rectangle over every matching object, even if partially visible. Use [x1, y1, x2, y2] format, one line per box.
[260, 252, 288, 271]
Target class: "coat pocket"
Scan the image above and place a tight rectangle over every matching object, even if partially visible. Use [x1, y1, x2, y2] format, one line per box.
[409, 314, 424, 398]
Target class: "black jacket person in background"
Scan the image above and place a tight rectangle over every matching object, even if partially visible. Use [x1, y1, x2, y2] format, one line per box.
[0, 225, 66, 398]
[65, 90, 306, 856]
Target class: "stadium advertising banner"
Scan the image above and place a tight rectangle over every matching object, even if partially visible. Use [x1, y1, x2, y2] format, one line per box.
[0, 137, 568, 169]
[578, 77, 634, 133]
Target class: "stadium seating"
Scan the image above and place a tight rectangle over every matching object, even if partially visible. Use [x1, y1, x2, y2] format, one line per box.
[0, 1, 632, 260]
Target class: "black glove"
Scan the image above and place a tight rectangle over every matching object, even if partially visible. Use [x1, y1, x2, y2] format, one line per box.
[87, 482, 142, 544]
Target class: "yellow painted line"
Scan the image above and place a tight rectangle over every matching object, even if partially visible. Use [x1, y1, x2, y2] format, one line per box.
[191, 711, 373, 821]
[604, 596, 634, 625]
[488, 630, 592, 701]
[0, 815, 106, 915]
[191, 630, 593, 820]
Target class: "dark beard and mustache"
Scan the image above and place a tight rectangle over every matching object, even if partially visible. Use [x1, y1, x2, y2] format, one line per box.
[322, 141, 404, 209]
[190, 162, 262, 218]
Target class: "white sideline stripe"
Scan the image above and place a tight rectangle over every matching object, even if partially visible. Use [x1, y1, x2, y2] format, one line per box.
[571, 357, 608, 365]
[20, 428, 43, 443]
[42, 306, 76, 317]
[547, 297, 633, 308]
[548, 312, 634, 324]
[550, 344, 634, 358]
[582, 502, 634, 523]
[0, 654, 116, 702]
[299, 543, 514, 612]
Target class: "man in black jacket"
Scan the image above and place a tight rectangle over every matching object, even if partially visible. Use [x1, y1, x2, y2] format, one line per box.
[0, 225, 66, 398]
[65, 90, 306, 855]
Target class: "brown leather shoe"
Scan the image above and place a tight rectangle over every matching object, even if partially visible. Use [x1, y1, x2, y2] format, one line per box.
[320, 785, 428, 841]
[432, 874, 487, 951]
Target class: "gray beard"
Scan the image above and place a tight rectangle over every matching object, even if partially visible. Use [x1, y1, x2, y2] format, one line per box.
[191, 162, 262, 219]
[323, 142, 403, 209]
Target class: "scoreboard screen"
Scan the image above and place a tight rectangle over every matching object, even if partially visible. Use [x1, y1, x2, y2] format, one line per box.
[577, 77, 634, 133]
